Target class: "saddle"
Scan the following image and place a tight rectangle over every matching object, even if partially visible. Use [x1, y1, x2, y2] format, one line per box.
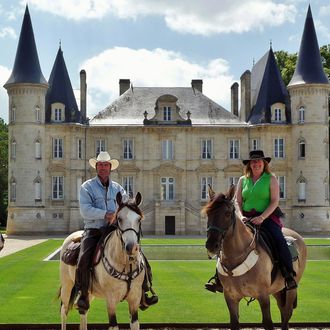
[246, 223, 298, 283]
[61, 226, 116, 266]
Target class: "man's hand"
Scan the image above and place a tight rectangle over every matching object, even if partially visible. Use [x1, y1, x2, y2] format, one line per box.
[105, 212, 116, 224]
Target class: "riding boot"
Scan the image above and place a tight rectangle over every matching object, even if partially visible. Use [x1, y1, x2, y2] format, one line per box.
[205, 270, 223, 293]
[139, 252, 158, 311]
[74, 268, 91, 313]
[281, 266, 297, 290]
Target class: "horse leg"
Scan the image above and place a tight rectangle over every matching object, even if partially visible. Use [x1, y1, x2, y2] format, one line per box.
[257, 296, 274, 330]
[224, 295, 240, 330]
[60, 280, 75, 330]
[79, 313, 88, 330]
[273, 289, 297, 330]
[128, 299, 140, 330]
[106, 300, 119, 330]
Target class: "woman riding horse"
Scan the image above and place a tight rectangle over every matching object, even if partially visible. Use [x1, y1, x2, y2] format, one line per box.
[206, 150, 296, 292]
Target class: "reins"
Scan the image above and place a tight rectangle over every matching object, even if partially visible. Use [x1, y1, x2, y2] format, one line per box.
[101, 207, 144, 301]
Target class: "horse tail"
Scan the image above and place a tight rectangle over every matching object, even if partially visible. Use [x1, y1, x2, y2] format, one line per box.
[56, 285, 77, 311]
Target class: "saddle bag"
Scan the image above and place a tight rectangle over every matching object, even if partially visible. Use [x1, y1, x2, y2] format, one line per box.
[61, 241, 81, 266]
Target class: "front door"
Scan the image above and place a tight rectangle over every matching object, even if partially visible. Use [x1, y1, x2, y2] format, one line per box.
[165, 216, 175, 235]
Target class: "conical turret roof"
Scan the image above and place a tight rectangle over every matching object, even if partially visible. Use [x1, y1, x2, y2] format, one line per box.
[248, 47, 290, 124]
[45, 46, 80, 123]
[289, 5, 329, 86]
[4, 5, 47, 87]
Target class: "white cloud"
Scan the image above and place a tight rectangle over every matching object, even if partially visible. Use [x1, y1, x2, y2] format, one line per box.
[27, 0, 296, 35]
[0, 27, 16, 39]
[80, 47, 234, 118]
[0, 65, 11, 122]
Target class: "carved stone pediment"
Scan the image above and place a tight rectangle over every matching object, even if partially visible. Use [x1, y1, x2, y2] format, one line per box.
[195, 162, 219, 173]
[151, 162, 185, 175]
[223, 164, 243, 173]
[117, 163, 141, 173]
[47, 162, 66, 172]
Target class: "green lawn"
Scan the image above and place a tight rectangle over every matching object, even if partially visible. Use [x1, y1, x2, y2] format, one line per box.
[0, 238, 329, 324]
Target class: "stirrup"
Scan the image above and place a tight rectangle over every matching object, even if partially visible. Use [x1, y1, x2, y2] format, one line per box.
[139, 292, 159, 311]
[205, 275, 223, 293]
[74, 291, 90, 313]
[285, 277, 298, 290]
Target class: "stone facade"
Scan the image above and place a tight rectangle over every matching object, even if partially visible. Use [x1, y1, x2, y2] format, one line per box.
[4, 5, 330, 235]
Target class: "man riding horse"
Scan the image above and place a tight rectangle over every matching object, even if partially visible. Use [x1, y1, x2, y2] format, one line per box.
[75, 151, 158, 312]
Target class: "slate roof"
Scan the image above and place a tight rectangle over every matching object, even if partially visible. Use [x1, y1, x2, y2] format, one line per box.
[4, 5, 47, 87]
[45, 47, 80, 123]
[248, 48, 291, 124]
[289, 5, 329, 86]
[90, 87, 245, 127]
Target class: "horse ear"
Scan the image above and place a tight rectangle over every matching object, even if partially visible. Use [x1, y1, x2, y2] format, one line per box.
[116, 192, 123, 206]
[208, 184, 216, 200]
[135, 192, 142, 206]
[227, 184, 236, 201]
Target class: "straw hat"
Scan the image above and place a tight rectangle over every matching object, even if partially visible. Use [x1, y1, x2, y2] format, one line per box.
[89, 151, 119, 170]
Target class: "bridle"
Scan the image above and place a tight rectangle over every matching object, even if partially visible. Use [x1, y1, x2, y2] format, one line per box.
[101, 204, 144, 300]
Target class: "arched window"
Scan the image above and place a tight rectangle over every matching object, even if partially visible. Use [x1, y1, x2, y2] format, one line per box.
[298, 106, 305, 124]
[10, 106, 16, 123]
[35, 105, 41, 122]
[10, 179, 16, 201]
[11, 139, 16, 159]
[35, 140, 41, 159]
[34, 180, 41, 200]
[297, 178, 306, 201]
[298, 140, 306, 159]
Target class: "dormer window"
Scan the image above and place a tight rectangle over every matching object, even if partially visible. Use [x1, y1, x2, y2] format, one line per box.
[163, 106, 171, 121]
[51, 103, 65, 122]
[274, 108, 282, 122]
[271, 104, 286, 123]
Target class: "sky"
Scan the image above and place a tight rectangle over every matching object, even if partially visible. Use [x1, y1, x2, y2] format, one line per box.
[1, 0, 330, 123]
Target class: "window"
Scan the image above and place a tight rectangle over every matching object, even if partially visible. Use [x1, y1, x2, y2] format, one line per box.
[228, 176, 239, 188]
[201, 177, 213, 200]
[96, 139, 105, 156]
[161, 177, 175, 200]
[52, 176, 64, 200]
[298, 140, 305, 159]
[11, 140, 16, 159]
[163, 106, 171, 121]
[278, 176, 286, 199]
[77, 139, 82, 159]
[201, 139, 212, 159]
[35, 106, 40, 122]
[229, 139, 240, 159]
[53, 138, 63, 159]
[10, 106, 16, 123]
[76, 176, 83, 200]
[35, 140, 41, 159]
[35, 181, 41, 200]
[274, 108, 282, 122]
[123, 176, 134, 198]
[123, 139, 134, 160]
[10, 181, 16, 201]
[298, 107, 305, 124]
[274, 138, 284, 158]
[162, 140, 173, 160]
[54, 108, 63, 122]
[298, 179, 306, 201]
[251, 139, 259, 151]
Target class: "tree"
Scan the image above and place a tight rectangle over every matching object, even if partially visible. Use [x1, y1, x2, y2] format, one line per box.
[274, 50, 298, 86]
[320, 44, 330, 79]
[0, 118, 8, 227]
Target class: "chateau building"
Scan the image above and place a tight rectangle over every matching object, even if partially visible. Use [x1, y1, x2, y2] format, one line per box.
[4, 5, 330, 235]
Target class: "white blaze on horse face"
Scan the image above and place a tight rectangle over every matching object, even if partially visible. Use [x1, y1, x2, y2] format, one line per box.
[117, 207, 140, 256]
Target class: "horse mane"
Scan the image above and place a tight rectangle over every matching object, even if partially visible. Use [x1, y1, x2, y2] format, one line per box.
[201, 192, 228, 215]
[116, 198, 144, 220]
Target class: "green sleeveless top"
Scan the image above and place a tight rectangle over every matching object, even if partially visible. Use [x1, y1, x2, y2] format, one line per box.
[242, 172, 271, 213]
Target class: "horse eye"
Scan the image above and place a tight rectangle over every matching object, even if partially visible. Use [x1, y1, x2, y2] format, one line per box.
[225, 211, 231, 217]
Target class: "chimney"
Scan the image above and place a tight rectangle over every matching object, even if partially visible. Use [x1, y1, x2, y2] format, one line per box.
[191, 79, 203, 93]
[240, 70, 251, 121]
[119, 79, 130, 95]
[80, 69, 87, 122]
[231, 82, 239, 116]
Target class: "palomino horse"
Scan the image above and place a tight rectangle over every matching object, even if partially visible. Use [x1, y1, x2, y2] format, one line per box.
[59, 192, 145, 330]
[203, 186, 307, 330]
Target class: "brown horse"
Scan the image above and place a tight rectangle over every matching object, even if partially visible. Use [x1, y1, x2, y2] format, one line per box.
[59, 192, 145, 330]
[203, 186, 307, 330]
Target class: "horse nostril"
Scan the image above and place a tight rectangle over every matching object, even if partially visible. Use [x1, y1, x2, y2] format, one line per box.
[125, 242, 134, 254]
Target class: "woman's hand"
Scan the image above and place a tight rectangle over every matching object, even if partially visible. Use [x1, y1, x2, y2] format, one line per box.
[251, 215, 264, 225]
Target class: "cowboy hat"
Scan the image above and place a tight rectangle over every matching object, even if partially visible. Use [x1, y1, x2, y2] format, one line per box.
[89, 151, 119, 170]
[242, 150, 271, 165]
